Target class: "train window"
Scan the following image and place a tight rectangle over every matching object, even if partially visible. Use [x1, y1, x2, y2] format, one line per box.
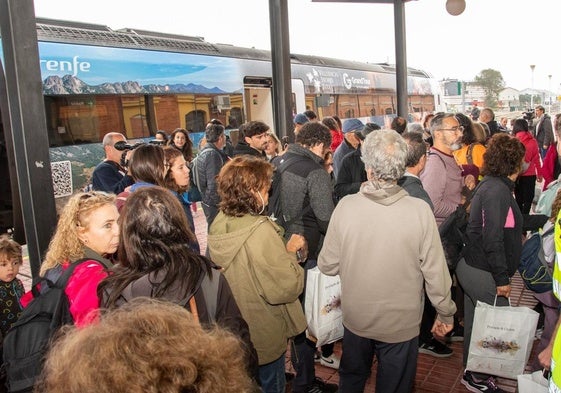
[338, 94, 358, 120]
[358, 95, 378, 118]
[44, 95, 127, 146]
[228, 108, 243, 129]
[186, 110, 206, 132]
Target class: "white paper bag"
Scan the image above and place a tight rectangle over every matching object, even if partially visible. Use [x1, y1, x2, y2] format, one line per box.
[304, 267, 343, 347]
[466, 300, 539, 379]
[517, 371, 548, 393]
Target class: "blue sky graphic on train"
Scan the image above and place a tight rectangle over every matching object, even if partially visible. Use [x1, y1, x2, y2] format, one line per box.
[37, 42, 244, 93]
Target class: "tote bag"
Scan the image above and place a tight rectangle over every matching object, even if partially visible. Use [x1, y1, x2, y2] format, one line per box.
[516, 371, 548, 393]
[304, 267, 343, 347]
[466, 300, 539, 379]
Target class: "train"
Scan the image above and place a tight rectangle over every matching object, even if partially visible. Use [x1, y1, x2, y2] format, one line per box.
[0, 17, 440, 231]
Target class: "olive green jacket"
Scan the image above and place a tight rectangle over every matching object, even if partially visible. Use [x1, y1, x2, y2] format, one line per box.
[208, 213, 306, 365]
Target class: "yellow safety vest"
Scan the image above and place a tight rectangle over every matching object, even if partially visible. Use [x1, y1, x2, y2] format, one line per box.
[550, 211, 561, 391]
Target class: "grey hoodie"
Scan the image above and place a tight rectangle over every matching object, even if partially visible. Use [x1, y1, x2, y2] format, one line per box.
[318, 181, 456, 343]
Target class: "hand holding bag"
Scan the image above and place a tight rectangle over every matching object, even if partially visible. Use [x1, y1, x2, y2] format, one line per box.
[304, 266, 343, 347]
[466, 298, 539, 379]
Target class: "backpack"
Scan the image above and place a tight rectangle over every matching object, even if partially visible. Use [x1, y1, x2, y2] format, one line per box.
[188, 157, 203, 203]
[535, 176, 561, 217]
[188, 149, 224, 203]
[518, 227, 555, 293]
[438, 181, 482, 272]
[2, 259, 95, 393]
[119, 267, 220, 323]
[268, 153, 314, 230]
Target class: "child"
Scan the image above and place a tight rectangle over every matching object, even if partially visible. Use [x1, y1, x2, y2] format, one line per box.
[0, 234, 25, 337]
[0, 234, 25, 393]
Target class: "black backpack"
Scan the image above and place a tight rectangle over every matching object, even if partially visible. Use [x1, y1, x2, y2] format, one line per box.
[518, 227, 555, 293]
[268, 153, 314, 229]
[2, 259, 94, 392]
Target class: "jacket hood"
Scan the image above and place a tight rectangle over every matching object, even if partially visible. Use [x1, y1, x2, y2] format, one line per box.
[207, 214, 272, 271]
[359, 181, 409, 206]
[516, 131, 534, 143]
[286, 143, 324, 164]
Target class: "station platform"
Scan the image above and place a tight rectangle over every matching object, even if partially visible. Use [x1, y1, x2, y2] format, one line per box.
[17, 204, 543, 392]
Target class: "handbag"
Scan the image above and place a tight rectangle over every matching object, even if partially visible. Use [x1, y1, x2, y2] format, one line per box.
[466, 298, 539, 379]
[516, 371, 548, 393]
[304, 267, 343, 347]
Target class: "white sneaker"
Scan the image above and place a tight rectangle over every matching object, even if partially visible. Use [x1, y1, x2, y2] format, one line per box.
[319, 354, 340, 369]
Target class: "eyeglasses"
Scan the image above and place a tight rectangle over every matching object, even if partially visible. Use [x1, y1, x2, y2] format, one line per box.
[437, 126, 464, 132]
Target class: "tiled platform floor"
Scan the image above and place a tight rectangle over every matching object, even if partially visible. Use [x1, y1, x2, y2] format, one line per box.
[17, 205, 543, 392]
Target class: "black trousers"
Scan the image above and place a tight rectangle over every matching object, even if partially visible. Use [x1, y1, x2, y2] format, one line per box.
[339, 327, 418, 393]
[514, 175, 536, 214]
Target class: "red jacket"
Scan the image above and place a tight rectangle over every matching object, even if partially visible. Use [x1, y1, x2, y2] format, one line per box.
[542, 143, 560, 189]
[20, 260, 108, 327]
[330, 129, 344, 152]
[515, 131, 542, 178]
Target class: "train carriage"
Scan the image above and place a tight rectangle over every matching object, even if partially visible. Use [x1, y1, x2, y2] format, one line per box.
[0, 18, 439, 230]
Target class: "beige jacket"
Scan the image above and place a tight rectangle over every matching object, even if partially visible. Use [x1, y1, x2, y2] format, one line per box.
[318, 182, 456, 343]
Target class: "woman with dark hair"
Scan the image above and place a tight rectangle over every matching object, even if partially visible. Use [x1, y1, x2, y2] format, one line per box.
[115, 143, 166, 211]
[99, 187, 259, 383]
[168, 128, 194, 162]
[453, 113, 486, 172]
[322, 116, 343, 151]
[513, 118, 542, 214]
[163, 146, 200, 254]
[456, 133, 526, 392]
[207, 156, 307, 393]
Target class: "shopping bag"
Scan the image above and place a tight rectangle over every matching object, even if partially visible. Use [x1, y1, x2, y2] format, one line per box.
[304, 267, 343, 347]
[516, 371, 548, 393]
[466, 300, 539, 379]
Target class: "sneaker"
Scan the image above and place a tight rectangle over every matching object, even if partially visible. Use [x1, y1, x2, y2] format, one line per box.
[307, 377, 338, 393]
[418, 338, 453, 358]
[445, 324, 464, 342]
[461, 371, 506, 393]
[319, 353, 340, 369]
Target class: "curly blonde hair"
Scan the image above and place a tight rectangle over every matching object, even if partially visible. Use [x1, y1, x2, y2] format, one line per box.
[36, 298, 254, 393]
[41, 192, 116, 275]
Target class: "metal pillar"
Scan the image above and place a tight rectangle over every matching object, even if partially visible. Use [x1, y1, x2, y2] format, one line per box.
[0, 56, 24, 245]
[394, 0, 408, 118]
[268, 0, 294, 141]
[0, 0, 57, 279]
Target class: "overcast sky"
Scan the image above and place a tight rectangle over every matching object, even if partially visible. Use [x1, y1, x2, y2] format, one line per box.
[33, 0, 560, 92]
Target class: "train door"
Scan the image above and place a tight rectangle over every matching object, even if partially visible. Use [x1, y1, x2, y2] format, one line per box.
[244, 77, 274, 132]
[243, 77, 306, 135]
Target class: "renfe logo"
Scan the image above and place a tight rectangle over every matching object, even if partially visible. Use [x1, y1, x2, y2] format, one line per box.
[40, 56, 91, 77]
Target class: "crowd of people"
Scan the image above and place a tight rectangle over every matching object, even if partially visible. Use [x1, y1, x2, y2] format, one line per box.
[3, 105, 561, 393]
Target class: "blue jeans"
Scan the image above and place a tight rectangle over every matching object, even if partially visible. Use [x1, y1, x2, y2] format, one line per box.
[259, 354, 286, 393]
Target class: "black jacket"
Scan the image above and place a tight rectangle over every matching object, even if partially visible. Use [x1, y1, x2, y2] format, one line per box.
[92, 160, 134, 194]
[233, 140, 266, 158]
[272, 144, 334, 259]
[464, 176, 523, 286]
[397, 174, 434, 211]
[334, 149, 366, 200]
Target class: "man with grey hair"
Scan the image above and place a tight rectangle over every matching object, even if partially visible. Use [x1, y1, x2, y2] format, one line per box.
[318, 129, 455, 393]
[92, 132, 134, 193]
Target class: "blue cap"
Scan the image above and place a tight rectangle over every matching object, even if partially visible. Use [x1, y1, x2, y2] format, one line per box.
[294, 113, 309, 125]
[342, 118, 365, 134]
